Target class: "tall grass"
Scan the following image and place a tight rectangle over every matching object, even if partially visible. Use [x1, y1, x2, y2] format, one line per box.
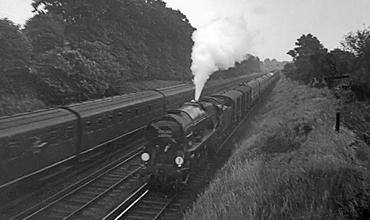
[183, 76, 370, 220]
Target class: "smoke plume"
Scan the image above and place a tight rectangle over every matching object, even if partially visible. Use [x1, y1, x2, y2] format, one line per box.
[191, 17, 253, 101]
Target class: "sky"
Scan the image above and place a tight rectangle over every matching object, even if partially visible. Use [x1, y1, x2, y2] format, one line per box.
[1, 0, 370, 61]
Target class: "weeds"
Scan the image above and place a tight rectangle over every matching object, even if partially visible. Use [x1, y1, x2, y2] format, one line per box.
[183, 76, 370, 220]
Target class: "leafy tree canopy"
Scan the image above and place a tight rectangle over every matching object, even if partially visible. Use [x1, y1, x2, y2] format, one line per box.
[285, 34, 328, 84]
[0, 18, 32, 73]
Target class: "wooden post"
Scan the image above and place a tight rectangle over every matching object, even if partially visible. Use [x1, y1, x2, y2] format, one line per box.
[336, 111, 340, 132]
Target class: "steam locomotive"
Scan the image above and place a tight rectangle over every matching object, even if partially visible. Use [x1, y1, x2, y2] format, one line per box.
[140, 72, 279, 186]
[0, 74, 256, 189]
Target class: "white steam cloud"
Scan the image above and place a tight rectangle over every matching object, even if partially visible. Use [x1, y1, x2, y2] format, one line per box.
[191, 17, 253, 101]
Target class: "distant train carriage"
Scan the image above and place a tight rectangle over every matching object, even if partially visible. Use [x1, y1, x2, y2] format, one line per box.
[158, 84, 194, 110]
[246, 79, 260, 102]
[234, 84, 252, 115]
[213, 90, 243, 122]
[256, 75, 267, 92]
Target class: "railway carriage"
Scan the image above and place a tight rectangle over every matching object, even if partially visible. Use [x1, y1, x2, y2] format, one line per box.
[68, 90, 164, 153]
[245, 79, 260, 102]
[157, 84, 194, 110]
[0, 109, 79, 187]
[234, 84, 252, 115]
[256, 74, 269, 92]
[213, 90, 243, 122]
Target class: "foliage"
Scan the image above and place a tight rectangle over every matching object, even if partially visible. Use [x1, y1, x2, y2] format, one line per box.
[261, 58, 288, 73]
[341, 27, 370, 101]
[283, 28, 370, 102]
[30, 0, 194, 81]
[23, 13, 66, 54]
[2, 0, 257, 107]
[212, 55, 261, 79]
[285, 34, 328, 84]
[320, 49, 356, 77]
[0, 18, 32, 73]
[3, 0, 197, 105]
[31, 47, 111, 105]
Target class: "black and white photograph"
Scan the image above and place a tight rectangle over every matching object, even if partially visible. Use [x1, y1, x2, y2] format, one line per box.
[1, 0, 370, 219]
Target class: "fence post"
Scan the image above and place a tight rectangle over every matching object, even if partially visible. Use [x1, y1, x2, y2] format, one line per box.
[335, 111, 340, 132]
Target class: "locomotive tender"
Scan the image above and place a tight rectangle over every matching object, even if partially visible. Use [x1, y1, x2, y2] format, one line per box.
[0, 74, 257, 188]
[140, 72, 279, 185]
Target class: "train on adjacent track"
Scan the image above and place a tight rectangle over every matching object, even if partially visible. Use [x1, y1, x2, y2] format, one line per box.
[140, 72, 279, 187]
[0, 74, 261, 188]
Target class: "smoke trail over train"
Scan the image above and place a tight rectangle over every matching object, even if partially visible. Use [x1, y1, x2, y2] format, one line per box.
[191, 17, 253, 101]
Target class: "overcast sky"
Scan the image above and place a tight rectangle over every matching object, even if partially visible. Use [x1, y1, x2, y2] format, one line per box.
[1, 0, 369, 61]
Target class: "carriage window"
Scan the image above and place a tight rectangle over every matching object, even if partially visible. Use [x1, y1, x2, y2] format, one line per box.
[108, 113, 113, 121]
[98, 118, 103, 126]
[167, 100, 169, 106]
[148, 104, 152, 111]
[118, 111, 122, 117]
[8, 139, 19, 159]
[8, 139, 18, 148]
[135, 108, 139, 116]
[67, 125, 74, 137]
[86, 121, 91, 128]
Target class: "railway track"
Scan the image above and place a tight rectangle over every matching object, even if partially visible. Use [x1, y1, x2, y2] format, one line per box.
[1, 131, 145, 217]
[4, 147, 144, 220]
[113, 189, 177, 220]
[109, 161, 212, 220]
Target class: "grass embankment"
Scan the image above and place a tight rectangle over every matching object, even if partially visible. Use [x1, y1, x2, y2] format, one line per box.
[184, 76, 370, 220]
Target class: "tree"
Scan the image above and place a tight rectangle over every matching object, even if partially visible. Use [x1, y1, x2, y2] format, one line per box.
[286, 34, 328, 84]
[0, 18, 32, 73]
[341, 27, 370, 100]
[341, 28, 370, 77]
[31, 47, 113, 104]
[24, 13, 66, 54]
[320, 49, 355, 76]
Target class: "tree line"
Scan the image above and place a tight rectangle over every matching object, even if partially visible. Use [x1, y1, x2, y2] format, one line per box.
[0, 0, 262, 106]
[282, 27, 370, 101]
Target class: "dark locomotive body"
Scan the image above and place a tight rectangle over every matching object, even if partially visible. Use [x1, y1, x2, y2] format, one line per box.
[141, 99, 225, 185]
[140, 73, 280, 186]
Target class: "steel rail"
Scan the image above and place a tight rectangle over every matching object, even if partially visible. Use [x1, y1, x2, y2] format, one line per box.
[22, 152, 142, 220]
[9, 147, 142, 220]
